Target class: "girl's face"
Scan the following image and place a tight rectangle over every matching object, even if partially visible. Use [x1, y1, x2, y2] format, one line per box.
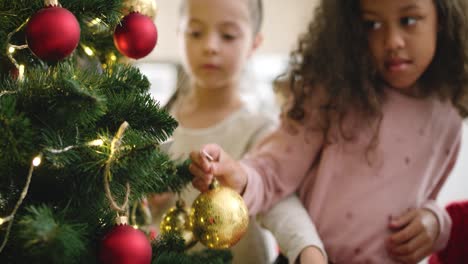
[361, 0, 438, 94]
[179, 0, 260, 90]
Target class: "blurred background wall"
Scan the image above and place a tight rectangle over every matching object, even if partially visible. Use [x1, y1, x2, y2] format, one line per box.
[143, 0, 318, 61]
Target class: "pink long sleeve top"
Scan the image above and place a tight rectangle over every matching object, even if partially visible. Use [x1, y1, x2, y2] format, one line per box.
[241, 88, 462, 263]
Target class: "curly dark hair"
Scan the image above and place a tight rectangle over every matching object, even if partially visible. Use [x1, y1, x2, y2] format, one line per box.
[286, 0, 468, 125]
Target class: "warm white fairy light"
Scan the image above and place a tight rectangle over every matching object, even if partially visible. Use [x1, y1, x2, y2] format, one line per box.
[32, 155, 42, 167]
[46, 138, 105, 154]
[6, 19, 30, 81]
[87, 139, 104, 147]
[0, 215, 12, 227]
[110, 54, 117, 62]
[49, 145, 75, 154]
[83, 46, 94, 56]
[0, 154, 42, 253]
[18, 64, 25, 81]
[89, 18, 102, 26]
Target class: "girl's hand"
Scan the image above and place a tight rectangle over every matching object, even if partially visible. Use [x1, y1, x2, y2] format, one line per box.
[298, 246, 327, 264]
[386, 208, 439, 264]
[189, 144, 247, 194]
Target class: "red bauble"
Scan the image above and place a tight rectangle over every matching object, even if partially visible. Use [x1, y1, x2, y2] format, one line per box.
[8, 64, 19, 80]
[114, 12, 158, 59]
[148, 226, 158, 241]
[99, 224, 152, 264]
[26, 6, 80, 62]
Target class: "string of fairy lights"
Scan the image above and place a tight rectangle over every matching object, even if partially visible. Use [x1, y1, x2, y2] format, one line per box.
[6, 18, 29, 81]
[0, 154, 42, 252]
[0, 121, 132, 254]
[0, 0, 159, 255]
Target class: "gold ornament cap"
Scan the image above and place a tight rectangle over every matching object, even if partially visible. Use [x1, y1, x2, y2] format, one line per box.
[115, 216, 129, 225]
[44, 0, 60, 6]
[122, 0, 158, 20]
[209, 179, 220, 190]
[175, 199, 186, 208]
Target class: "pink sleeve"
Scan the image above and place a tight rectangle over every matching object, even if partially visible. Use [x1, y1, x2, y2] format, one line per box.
[240, 96, 326, 215]
[423, 128, 461, 251]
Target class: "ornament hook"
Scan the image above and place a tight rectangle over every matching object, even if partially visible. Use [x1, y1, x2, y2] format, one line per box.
[201, 150, 220, 189]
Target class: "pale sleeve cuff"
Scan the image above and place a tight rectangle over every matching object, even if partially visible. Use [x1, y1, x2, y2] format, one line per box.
[258, 195, 327, 263]
[423, 200, 452, 252]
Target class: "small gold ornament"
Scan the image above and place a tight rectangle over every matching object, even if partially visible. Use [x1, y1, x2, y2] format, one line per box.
[160, 199, 197, 249]
[122, 0, 158, 20]
[190, 180, 249, 249]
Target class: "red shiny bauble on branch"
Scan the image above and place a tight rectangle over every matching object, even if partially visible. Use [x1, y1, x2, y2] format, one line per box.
[113, 12, 158, 59]
[99, 224, 152, 264]
[6, 62, 19, 80]
[25, 6, 80, 62]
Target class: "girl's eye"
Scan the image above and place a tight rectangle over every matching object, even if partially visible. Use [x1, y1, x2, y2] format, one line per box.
[401, 17, 418, 26]
[222, 34, 236, 41]
[364, 20, 382, 31]
[187, 30, 202, 38]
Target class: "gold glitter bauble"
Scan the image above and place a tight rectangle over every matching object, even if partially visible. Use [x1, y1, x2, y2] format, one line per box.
[160, 199, 197, 249]
[190, 180, 249, 249]
[122, 0, 158, 20]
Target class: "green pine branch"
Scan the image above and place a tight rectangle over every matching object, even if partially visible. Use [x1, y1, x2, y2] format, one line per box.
[152, 232, 233, 264]
[0, 1, 207, 262]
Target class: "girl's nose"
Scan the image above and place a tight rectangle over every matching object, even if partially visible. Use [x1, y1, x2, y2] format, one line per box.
[384, 26, 405, 52]
[203, 34, 220, 55]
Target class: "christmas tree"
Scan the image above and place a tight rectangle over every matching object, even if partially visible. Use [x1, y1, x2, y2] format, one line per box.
[0, 0, 232, 263]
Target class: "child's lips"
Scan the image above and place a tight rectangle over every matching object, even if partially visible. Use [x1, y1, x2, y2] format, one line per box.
[385, 59, 411, 73]
[201, 64, 220, 70]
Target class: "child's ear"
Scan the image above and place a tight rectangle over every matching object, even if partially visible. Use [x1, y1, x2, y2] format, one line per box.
[253, 33, 263, 50]
[248, 33, 263, 57]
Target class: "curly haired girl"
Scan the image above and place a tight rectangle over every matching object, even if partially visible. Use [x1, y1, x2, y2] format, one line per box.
[189, 0, 468, 263]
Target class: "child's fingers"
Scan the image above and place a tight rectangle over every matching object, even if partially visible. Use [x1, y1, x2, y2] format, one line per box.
[388, 218, 422, 245]
[191, 144, 246, 194]
[201, 144, 222, 161]
[387, 232, 426, 257]
[189, 162, 212, 180]
[189, 150, 211, 173]
[189, 162, 213, 191]
[389, 209, 417, 229]
[192, 176, 210, 193]
[392, 242, 432, 264]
